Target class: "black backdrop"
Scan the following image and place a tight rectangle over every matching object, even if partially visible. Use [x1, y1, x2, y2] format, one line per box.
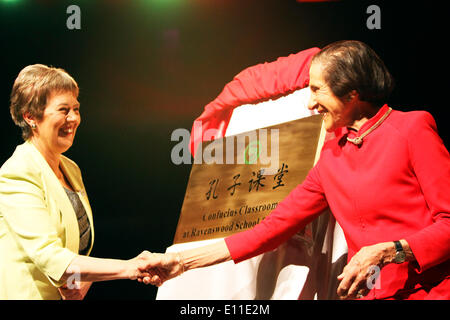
[0, 0, 448, 299]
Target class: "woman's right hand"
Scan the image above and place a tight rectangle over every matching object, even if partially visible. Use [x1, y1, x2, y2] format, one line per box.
[127, 251, 157, 280]
[134, 240, 231, 286]
[135, 252, 185, 287]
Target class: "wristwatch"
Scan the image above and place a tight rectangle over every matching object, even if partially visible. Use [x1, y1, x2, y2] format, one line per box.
[393, 240, 406, 264]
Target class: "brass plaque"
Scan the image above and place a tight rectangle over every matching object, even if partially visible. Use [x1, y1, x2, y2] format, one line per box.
[173, 115, 325, 244]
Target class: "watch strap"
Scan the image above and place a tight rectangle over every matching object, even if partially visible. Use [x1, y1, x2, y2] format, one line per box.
[394, 240, 403, 252]
[393, 240, 406, 264]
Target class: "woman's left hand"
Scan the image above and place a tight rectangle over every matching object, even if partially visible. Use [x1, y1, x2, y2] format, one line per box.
[337, 242, 393, 299]
[58, 281, 92, 300]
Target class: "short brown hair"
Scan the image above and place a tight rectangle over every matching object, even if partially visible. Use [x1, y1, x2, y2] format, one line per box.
[312, 40, 394, 106]
[9, 64, 79, 140]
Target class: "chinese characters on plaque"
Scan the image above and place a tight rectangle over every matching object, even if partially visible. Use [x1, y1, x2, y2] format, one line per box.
[173, 115, 325, 244]
[206, 163, 289, 201]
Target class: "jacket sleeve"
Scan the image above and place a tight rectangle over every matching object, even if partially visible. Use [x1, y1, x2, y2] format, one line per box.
[189, 47, 321, 156]
[0, 170, 77, 285]
[404, 112, 450, 272]
[225, 165, 328, 263]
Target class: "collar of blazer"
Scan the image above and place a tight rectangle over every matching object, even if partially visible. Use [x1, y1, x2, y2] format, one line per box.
[22, 140, 94, 255]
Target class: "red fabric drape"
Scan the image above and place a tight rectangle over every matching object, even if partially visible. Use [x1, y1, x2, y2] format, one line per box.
[189, 47, 321, 157]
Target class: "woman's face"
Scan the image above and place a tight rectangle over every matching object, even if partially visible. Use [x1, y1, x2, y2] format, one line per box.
[33, 90, 81, 155]
[308, 62, 358, 132]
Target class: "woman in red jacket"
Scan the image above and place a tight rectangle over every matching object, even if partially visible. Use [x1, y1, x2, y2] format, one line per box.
[142, 40, 450, 300]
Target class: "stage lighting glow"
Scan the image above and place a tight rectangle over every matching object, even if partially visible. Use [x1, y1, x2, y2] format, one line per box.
[138, 0, 186, 18]
[140, 0, 183, 9]
[143, 0, 180, 4]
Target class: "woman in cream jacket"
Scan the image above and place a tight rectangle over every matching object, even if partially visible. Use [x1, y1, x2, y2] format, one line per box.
[0, 64, 154, 299]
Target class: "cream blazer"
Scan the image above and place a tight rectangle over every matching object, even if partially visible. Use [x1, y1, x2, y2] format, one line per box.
[0, 140, 94, 299]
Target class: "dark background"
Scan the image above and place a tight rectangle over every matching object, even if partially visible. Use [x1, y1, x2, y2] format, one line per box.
[0, 0, 448, 299]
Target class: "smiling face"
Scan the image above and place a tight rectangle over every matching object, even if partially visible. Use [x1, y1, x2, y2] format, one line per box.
[30, 90, 81, 155]
[308, 62, 359, 132]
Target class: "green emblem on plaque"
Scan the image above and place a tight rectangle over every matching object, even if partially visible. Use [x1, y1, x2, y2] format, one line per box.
[244, 140, 261, 164]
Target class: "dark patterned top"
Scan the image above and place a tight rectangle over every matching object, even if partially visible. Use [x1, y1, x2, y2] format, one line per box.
[64, 187, 91, 255]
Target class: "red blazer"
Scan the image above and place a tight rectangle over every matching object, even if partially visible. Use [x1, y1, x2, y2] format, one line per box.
[226, 105, 450, 299]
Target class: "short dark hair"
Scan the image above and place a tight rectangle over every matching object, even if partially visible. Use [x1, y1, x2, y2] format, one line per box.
[9, 64, 79, 140]
[312, 40, 394, 106]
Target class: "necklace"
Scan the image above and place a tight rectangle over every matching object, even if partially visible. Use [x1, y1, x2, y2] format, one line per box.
[347, 107, 392, 145]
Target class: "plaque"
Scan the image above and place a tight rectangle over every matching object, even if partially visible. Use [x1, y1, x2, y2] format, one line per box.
[173, 114, 325, 244]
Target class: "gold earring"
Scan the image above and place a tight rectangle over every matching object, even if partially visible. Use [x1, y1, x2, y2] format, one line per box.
[31, 123, 36, 129]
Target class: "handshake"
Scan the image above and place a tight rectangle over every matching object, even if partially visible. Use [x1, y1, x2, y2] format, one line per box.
[59, 250, 188, 299]
[60, 240, 228, 299]
[130, 251, 186, 287]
